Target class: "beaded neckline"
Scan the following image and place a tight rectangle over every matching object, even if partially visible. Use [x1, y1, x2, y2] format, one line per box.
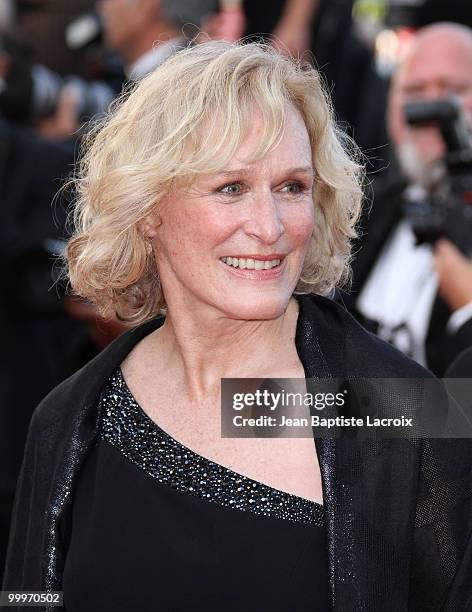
[99, 368, 324, 526]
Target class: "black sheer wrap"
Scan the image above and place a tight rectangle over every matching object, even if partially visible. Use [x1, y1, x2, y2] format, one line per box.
[3, 295, 472, 611]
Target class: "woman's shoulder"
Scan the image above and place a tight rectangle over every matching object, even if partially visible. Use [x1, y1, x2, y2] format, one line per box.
[297, 293, 434, 379]
[30, 315, 164, 437]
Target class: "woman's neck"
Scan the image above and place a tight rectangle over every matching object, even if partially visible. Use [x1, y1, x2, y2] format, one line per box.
[151, 298, 301, 402]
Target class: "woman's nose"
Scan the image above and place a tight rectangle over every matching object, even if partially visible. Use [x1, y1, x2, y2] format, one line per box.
[243, 190, 284, 244]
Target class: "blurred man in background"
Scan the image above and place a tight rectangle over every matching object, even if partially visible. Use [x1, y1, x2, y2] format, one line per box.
[347, 22, 472, 376]
[97, 0, 219, 81]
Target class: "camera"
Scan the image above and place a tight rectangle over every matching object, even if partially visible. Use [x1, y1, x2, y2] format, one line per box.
[31, 63, 114, 124]
[403, 96, 472, 256]
[0, 31, 115, 126]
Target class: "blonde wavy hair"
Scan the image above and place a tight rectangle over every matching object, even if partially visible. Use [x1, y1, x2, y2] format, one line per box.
[66, 40, 364, 325]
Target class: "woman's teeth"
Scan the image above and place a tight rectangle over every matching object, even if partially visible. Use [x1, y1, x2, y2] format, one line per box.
[220, 257, 281, 270]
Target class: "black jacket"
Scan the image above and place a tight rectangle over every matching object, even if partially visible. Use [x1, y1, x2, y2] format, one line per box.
[3, 295, 472, 611]
[344, 169, 472, 377]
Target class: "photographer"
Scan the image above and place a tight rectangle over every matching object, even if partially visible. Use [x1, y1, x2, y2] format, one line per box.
[346, 22, 472, 376]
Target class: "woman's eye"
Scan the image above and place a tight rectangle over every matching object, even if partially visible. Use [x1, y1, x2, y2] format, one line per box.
[281, 182, 306, 194]
[217, 181, 310, 196]
[218, 182, 244, 195]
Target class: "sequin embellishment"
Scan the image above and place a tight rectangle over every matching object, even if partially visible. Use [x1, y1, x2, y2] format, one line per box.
[100, 368, 324, 526]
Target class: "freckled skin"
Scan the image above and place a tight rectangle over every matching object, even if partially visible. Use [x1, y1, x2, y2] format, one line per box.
[147, 104, 315, 321]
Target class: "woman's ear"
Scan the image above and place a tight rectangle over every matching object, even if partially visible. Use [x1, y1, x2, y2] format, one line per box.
[138, 210, 162, 239]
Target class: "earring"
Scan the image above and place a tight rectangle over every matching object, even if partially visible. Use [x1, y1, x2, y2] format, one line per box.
[145, 239, 153, 255]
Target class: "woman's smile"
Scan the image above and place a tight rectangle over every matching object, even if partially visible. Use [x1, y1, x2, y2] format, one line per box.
[219, 254, 287, 280]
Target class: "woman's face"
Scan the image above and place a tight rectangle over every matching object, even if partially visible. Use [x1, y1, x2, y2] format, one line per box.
[149, 104, 315, 320]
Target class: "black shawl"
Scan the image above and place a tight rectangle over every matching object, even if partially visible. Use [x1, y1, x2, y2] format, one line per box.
[3, 295, 472, 611]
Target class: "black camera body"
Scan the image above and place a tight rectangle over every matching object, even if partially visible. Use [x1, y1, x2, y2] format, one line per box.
[403, 97, 472, 256]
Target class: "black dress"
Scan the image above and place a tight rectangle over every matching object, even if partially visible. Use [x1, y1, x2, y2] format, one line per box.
[63, 368, 330, 611]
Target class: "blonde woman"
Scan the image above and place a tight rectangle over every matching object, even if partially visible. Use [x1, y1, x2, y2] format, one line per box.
[4, 41, 472, 611]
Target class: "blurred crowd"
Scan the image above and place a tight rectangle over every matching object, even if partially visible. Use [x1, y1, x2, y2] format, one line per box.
[1, 0, 472, 580]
